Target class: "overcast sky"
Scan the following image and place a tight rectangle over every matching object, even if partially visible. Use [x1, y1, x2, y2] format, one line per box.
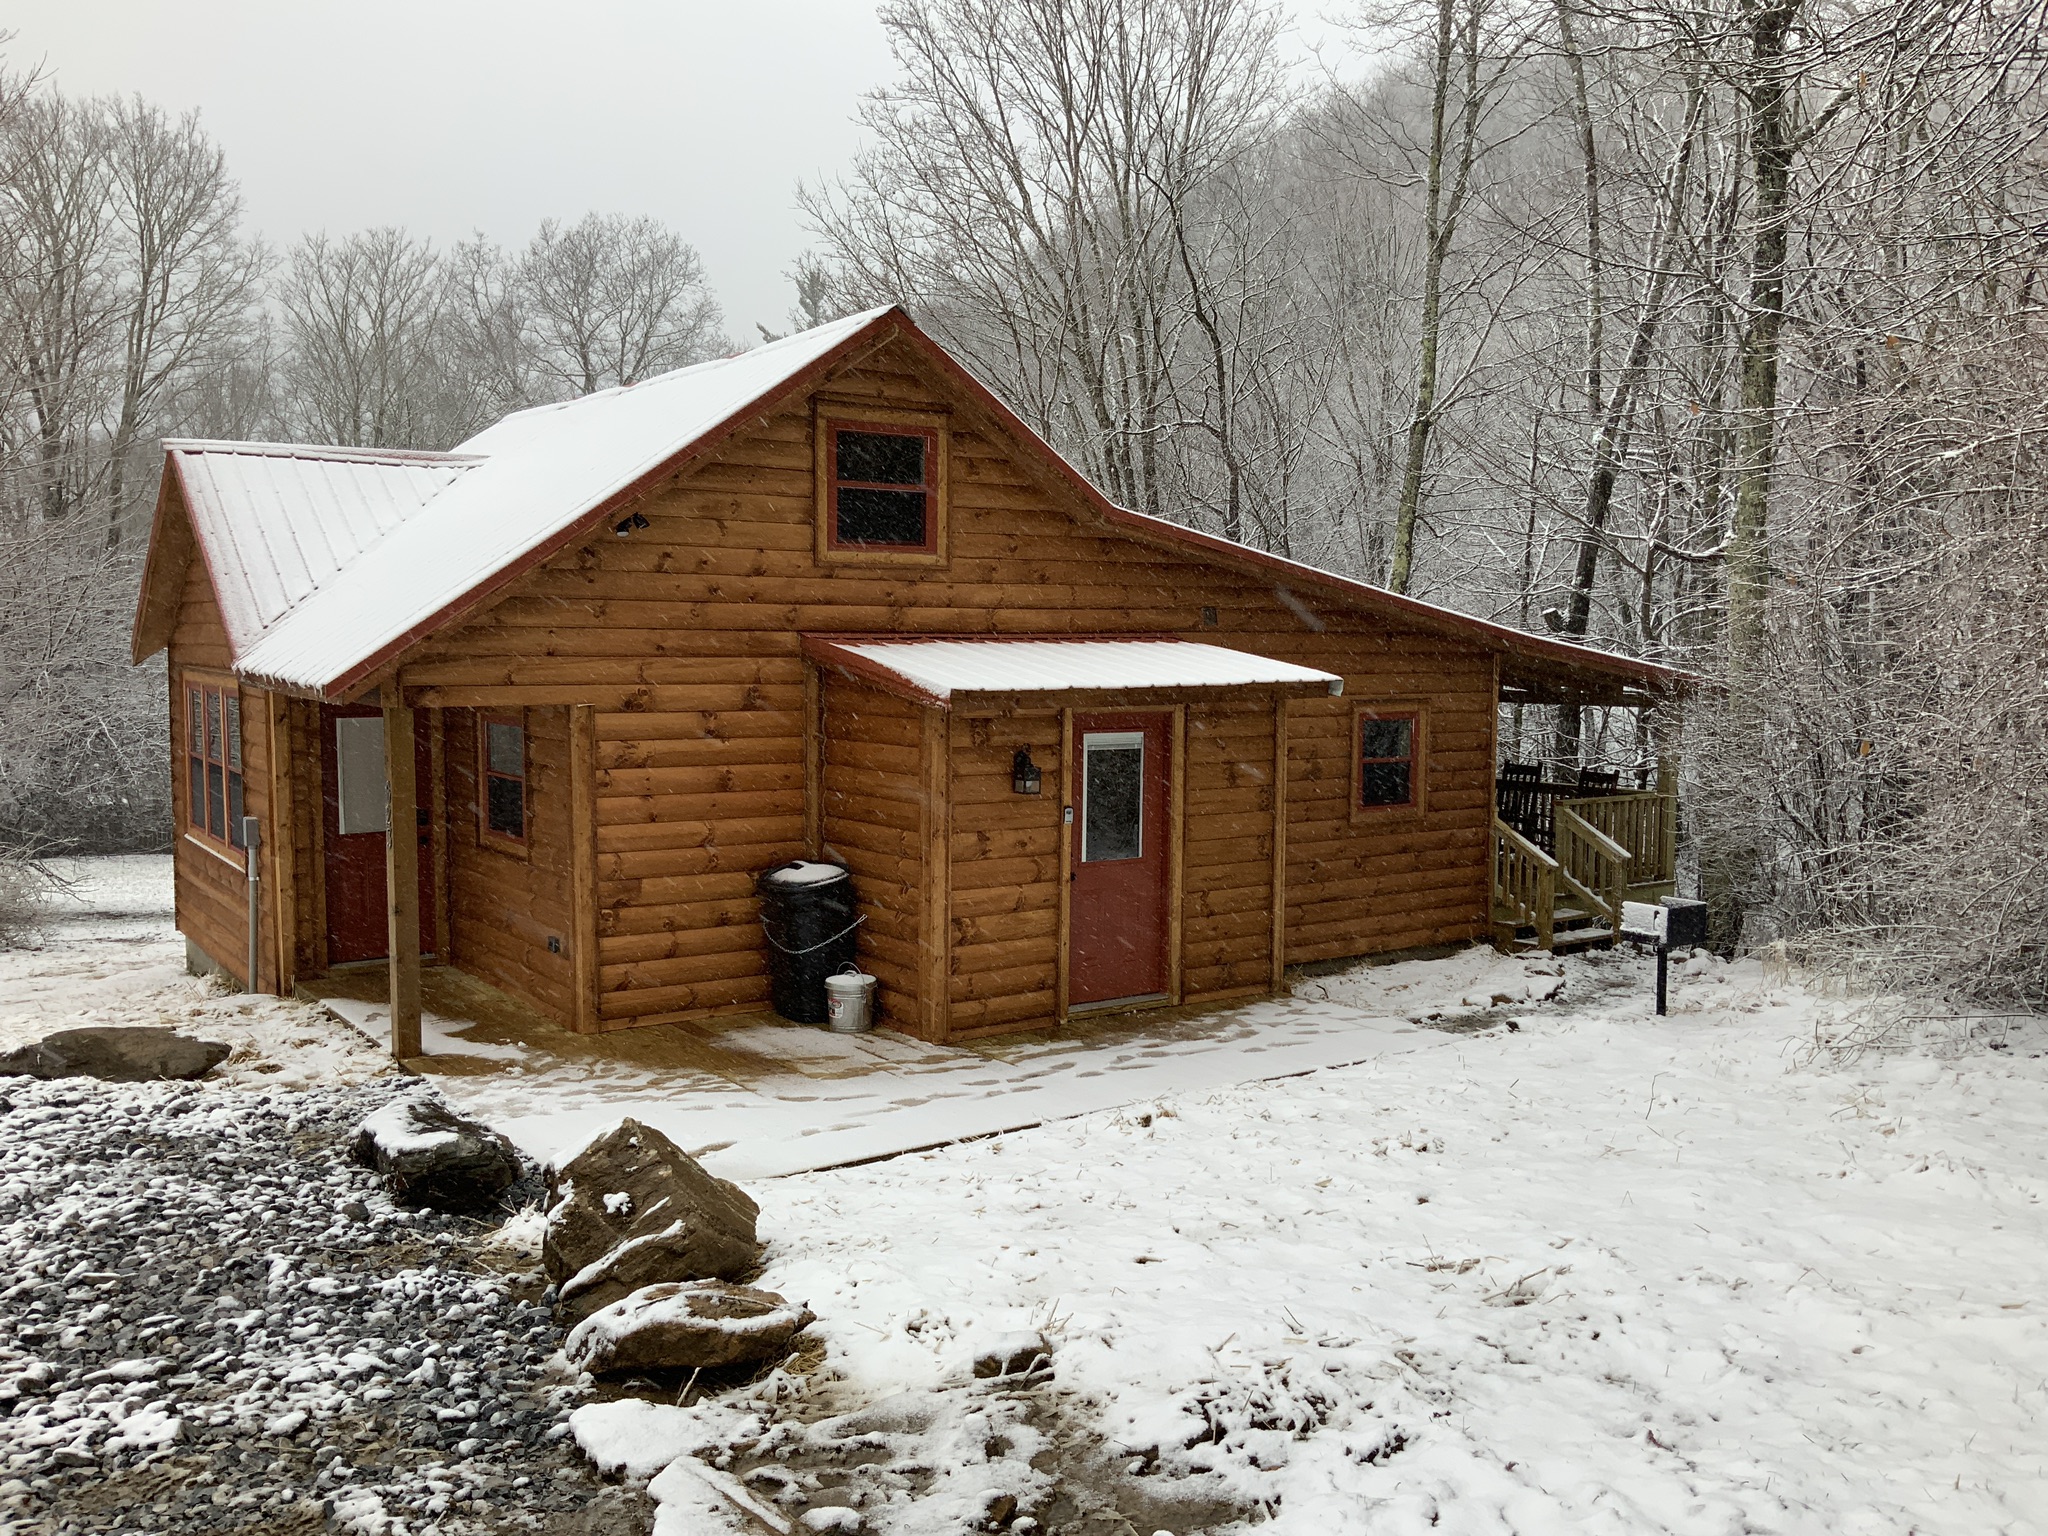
[8, 1, 1347, 343]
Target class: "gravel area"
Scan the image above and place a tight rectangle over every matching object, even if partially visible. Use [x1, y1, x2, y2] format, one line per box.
[0, 1075, 646, 1535]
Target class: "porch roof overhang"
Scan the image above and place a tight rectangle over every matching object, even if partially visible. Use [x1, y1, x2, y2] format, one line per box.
[802, 636, 1345, 710]
[1497, 643, 1687, 709]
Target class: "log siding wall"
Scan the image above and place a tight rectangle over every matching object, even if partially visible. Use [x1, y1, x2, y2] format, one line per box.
[166, 552, 284, 990]
[947, 710, 1063, 1037]
[820, 680, 926, 1032]
[384, 338, 1498, 1034]
[443, 707, 578, 1020]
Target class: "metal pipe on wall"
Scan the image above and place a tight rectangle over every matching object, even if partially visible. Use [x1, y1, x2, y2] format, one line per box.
[242, 816, 262, 993]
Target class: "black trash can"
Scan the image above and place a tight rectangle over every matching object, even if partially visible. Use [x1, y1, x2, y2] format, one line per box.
[755, 861, 862, 1024]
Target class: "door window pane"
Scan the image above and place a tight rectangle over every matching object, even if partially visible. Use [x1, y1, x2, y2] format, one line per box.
[1083, 734, 1145, 863]
[335, 717, 389, 835]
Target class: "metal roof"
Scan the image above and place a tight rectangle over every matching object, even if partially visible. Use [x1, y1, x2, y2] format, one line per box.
[135, 305, 1687, 707]
[165, 441, 479, 656]
[809, 637, 1344, 708]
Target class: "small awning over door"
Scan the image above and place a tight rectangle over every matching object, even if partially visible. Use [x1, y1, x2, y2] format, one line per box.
[802, 636, 1344, 709]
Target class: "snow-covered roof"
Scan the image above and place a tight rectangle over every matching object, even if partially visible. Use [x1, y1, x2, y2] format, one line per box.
[166, 442, 480, 656]
[156, 307, 893, 696]
[808, 637, 1344, 707]
[136, 303, 1686, 706]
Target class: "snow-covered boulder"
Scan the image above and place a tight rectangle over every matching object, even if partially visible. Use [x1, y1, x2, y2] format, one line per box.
[563, 1280, 813, 1376]
[0, 1026, 229, 1083]
[545, 1118, 762, 1323]
[349, 1095, 521, 1213]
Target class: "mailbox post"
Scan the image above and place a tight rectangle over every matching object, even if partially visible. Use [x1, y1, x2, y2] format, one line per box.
[1619, 896, 1708, 1015]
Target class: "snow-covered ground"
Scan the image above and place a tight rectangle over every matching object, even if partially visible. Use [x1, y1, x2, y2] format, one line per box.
[0, 855, 395, 1089]
[5, 858, 2045, 1534]
[589, 951, 2048, 1535]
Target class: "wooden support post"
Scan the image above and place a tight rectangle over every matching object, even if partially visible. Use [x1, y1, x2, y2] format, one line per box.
[1167, 704, 1186, 1005]
[1270, 696, 1289, 991]
[802, 663, 823, 859]
[428, 709, 450, 965]
[1055, 707, 1074, 1024]
[383, 699, 422, 1060]
[569, 704, 600, 1035]
[919, 707, 951, 1043]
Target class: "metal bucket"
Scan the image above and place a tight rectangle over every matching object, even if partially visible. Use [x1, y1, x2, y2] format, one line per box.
[823, 968, 877, 1034]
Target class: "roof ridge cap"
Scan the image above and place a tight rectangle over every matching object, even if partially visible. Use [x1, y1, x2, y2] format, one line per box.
[163, 438, 486, 466]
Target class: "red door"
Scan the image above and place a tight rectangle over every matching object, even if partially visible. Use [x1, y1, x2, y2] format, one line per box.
[321, 704, 435, 965]
[1069, 712, 1171, 1006]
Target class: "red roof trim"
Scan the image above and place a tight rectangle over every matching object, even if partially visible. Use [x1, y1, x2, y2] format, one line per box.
[801, 636, 950, 709]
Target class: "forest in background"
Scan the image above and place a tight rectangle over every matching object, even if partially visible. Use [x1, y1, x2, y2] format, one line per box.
[3, 0, 2044, 1005]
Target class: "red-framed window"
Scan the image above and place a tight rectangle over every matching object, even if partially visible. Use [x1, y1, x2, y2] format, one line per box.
[1356, 710, 1419, 810]
[185, 681, 245, 851]
[825, 422, 938, 552]
[479, 712, 528, 846]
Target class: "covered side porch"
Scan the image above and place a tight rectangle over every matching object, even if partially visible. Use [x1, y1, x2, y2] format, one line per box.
[1487, 644, 1686, 953]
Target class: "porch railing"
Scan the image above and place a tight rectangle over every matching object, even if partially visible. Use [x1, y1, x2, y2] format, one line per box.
[1492, 781, 1679, 951]
[1491, 817, 1557, 951]
[1555, 807, 1628, 930]
[1555, 791, 1677, 892]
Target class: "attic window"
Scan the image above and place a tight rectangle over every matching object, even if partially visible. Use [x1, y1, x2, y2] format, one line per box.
[816, 406, 948, 563]
[830, 426, 935, 549]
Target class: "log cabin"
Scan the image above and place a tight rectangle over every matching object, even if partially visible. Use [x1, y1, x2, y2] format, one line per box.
[129, 305, 1684, 1054]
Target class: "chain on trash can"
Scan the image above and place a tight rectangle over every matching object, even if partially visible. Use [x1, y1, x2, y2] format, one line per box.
[754, 861, 863, 1024]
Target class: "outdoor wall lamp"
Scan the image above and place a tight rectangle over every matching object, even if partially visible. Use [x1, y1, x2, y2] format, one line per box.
[1012, 747, 1042, 795]
[614, 510, 650, 537]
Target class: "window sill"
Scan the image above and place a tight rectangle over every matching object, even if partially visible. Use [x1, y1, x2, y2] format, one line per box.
[479, 831, 530, 861]
[183, 832, 249, 874]
[819, 545, 947, 568]
[1349, 800, 1427, 828]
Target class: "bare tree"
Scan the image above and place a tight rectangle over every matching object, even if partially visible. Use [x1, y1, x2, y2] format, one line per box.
[802, 0, 1290, 519]
[516, 213, 726, 396]
[102, 95, 261, 539]
[275, 227, 457, 449]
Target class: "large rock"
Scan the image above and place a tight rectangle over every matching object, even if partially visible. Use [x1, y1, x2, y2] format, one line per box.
[0, 1027, 230, 1083]
[545, 1118, 762, 1322]
[563, 1280, 813, 1376]
[350, 1095, 522, 1214]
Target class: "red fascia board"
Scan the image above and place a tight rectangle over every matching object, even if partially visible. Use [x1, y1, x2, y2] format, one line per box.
[310, 315, 914, 702]
[800, 636, 949, 709]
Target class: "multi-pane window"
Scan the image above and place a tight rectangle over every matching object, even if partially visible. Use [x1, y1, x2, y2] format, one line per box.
[828, 425, 936, 550]
[186, 682, 245, 851]
[1357, 712, 1418, 809]
[480, 715, 527, 843]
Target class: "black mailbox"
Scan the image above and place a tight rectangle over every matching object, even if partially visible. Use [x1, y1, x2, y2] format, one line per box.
[1660, 897, 1708, 950]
